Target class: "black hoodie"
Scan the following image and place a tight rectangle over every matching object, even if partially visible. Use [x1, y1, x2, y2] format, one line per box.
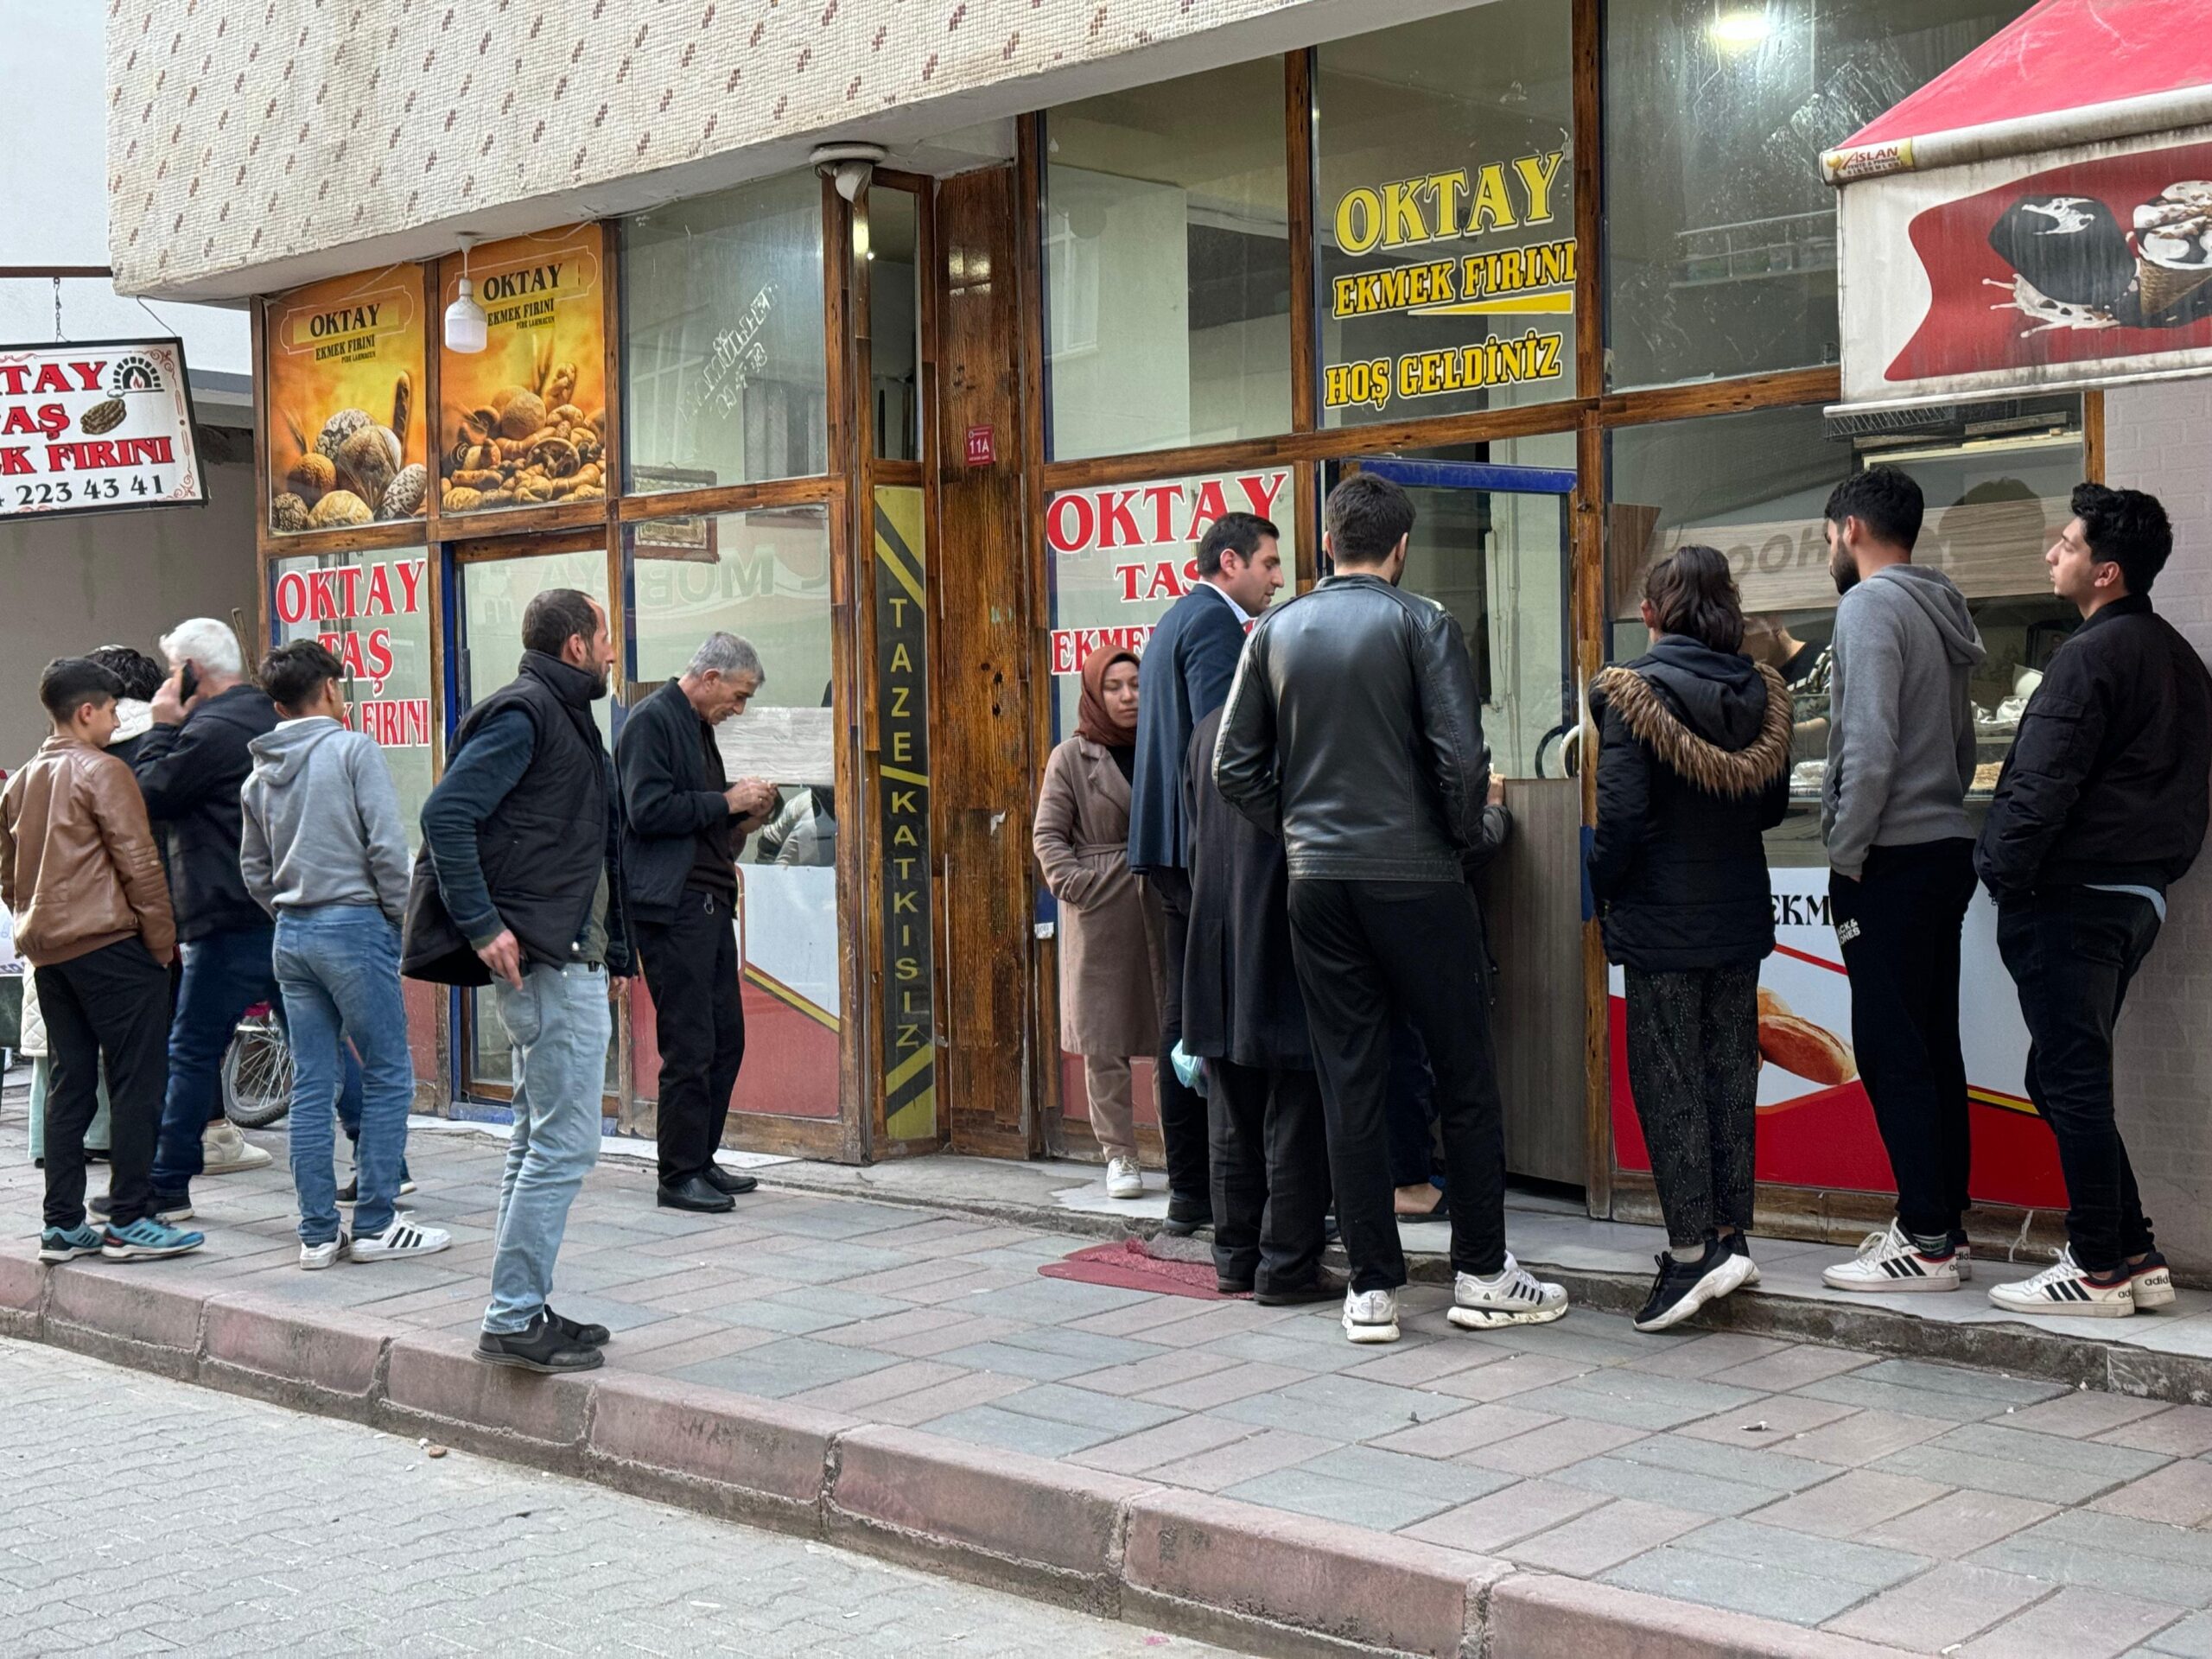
[1588, 636, 1791, 973]
[130, 683, 280, 941]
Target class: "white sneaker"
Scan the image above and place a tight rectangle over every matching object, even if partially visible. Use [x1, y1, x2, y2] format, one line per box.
[1342, 1287, 1401, 1344]
[300, 1234, 351, 1271]
[1105, 1157, 1143, 1200]
[1955, 1238, 1974, 1282]
[1821, 1221, 1961, 1294]
[1989, 1248, 2136, 1319]
[1448, 1253, 1569, 1330]
[202, 1122, 273, 1174]
[351, 1214, 452, 1262]
[2130, 1251, 2176, 1309]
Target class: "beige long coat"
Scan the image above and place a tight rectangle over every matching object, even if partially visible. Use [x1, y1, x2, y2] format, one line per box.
[1033, 735, 1164, 1057]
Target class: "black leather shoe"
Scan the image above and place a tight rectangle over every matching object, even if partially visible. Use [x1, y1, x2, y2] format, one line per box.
[546, 1304, 611, 1347]
[658, 1173, 735, 1212]
[703, 1165, 759, 1196]
[477, 1312, 603, 1374]
[1256, 1268, 1349, 1306]
[1160, 1192, 1211, 1237]
[1217, 1275, 1255, 1296]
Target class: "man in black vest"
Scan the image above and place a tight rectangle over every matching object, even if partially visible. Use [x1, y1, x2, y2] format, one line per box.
[404, 589, 632, 1374]
[615, 632, 779, 1212]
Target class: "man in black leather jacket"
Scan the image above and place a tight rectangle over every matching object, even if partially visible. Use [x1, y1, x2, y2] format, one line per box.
[1215, 474, 1567, 1345]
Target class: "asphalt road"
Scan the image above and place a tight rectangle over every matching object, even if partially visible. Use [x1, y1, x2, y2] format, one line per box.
[0, 1337, 1236, 1657]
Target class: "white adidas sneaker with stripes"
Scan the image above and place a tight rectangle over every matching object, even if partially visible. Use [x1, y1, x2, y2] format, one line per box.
[1987, 1248, 2136, 1319]
[1821, 1221, 1960, 1294]
[1447, 1253, 1567, 1330]
[352, 1214, 453, 1262]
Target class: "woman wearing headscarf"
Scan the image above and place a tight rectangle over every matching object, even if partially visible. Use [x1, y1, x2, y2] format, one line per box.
[1033, 647, 1161, 1199]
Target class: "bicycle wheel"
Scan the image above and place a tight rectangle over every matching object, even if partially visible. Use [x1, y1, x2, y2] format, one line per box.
[222, 1022, 295, 1128]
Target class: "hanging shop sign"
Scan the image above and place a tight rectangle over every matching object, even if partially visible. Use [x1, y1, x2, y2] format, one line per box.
[1609, 869, 2061, 1208]
[438, 226, 609, 517]
[264, 269, 429, 533]
[0, 337, 204, 520]
[1321, 151, 1574, 421]
[1836, 128, 2212, 410]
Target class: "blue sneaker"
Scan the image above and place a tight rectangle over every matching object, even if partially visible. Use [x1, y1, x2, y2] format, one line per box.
[38, 1224, 105, 1263]
[101, 1217, 206, 1261]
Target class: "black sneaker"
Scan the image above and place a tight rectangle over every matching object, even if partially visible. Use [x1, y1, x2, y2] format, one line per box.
[1160, 1192, 1210, 1238]
[1257, 1268, 1349, 1306]
[1216, 1274, 1255, 1296]
[703, 1164, 759, 1196]
[91, 1192, 194, 1224]
[1634, 1237, 1753, 1333]
[547, 1305, 612, 1347]
[336, 1174, 417, 1204]
[476, 1312, 605, 1374]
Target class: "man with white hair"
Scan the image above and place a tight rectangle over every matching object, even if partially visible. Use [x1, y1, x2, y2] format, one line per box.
[128, 617, 282, 1220]
[614, 632, 778, 1212]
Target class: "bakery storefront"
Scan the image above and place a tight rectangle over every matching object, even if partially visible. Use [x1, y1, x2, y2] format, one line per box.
[247, 0, 2099, 1239]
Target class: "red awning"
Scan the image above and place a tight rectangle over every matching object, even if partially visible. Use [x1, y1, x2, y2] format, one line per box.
[1823, 0, 2212, 183]
[1827, 0, 2212, 410]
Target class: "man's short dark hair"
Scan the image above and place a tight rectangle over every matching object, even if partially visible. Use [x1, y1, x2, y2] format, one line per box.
[260, 639, 346, 715]
[1326, 474, 1416, 566]
[1196, 512, 1280, 577]
[1824, 466, 1923, 552]
[40, 657, 121, 723]
[88, 644, 164, 702]
[522, 588, 601, 657]
[2073, 481, 2172, 594]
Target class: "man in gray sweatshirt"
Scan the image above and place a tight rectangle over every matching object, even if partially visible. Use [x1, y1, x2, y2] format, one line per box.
[241, 641, 448, 1269]
[1815, 467, 1986, 1297]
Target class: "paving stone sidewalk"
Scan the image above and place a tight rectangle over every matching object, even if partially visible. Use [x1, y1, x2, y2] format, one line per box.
[10, 1100, 2212, 1656]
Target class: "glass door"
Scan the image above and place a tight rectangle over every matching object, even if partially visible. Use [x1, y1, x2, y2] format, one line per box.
[450, 534, 621, 1104]
[1332, 455, 1586, 1185]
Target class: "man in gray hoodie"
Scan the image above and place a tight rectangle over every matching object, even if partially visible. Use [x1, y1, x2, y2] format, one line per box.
[1815, 467, 1986, 1297]
[241, 641, 448, 1270]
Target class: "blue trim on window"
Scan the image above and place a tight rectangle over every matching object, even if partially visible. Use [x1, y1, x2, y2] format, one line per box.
[1356, 459, 1577, 495]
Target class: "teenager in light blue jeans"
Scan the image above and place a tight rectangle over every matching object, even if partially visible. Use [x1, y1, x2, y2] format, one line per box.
[483, 962, 612, 1335]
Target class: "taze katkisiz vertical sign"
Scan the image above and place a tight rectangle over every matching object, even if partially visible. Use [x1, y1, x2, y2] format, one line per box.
[0, 338, 206, 518]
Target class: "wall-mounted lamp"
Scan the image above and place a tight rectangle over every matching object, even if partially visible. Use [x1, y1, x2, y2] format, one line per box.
[444, 233, 488, 353]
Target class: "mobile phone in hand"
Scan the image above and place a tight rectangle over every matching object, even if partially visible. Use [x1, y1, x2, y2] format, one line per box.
[178, 663, 199, 702]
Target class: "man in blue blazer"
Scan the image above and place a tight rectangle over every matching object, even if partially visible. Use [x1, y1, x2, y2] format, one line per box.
[1128, 511, 1285, 1232]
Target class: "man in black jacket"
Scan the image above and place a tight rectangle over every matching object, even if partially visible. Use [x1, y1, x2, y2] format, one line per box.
[132, 617, 280, 1217]
[1128, 511, 1285, 1234]
[614, 632, 778, 1212]
[1978, 484, 2212, 1320]
[1182, 705, 1332, 1303]
[1216, 474, 1567, 1345]
[404, 589, 632, 1374]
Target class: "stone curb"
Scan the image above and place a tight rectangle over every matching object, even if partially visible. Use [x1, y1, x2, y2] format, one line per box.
[0, 1245, 1923, 1659]
[745, 1171, 2212, 1410]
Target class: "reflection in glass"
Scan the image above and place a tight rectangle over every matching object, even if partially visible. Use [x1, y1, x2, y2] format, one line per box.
[1604, 0, 2031, 389]
[1605, 397, 2084, 862]
[1317, 1, 1576, 428]
[624, 172, 829, 490]
[868, 188, 923, 462]
[629, 509, 841, 1119]
[1044, 59, 1292, 461]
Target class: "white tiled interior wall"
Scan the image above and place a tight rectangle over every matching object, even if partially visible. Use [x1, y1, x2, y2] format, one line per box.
[2103, 381, 2212, 1273]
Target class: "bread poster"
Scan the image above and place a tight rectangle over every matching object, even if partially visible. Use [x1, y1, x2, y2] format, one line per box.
[264, 267, 429, 533]
[1607, 868, 2066, 1210]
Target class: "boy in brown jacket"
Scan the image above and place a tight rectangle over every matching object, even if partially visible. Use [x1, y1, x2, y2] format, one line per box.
[0, 658, 201, 1263]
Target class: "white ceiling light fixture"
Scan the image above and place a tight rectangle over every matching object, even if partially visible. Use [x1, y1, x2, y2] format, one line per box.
[444, 233, 488, 354]
[811, 141, 888, 204]
[1708, 8, 1771, 51]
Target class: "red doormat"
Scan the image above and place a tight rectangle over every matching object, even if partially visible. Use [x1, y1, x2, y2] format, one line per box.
[1039, 1238, 1236, 1300]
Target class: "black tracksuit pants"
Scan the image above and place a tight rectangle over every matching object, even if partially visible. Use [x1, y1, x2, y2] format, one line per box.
[38, 939, 170, 1230]
[1829, 839, 1976, 1243]
[1142, 868, 1211, 1208]
[1287, 877, 1507, 1290]
[1207, 1059, 1330, 1294]
[636, 888, 746, 1186]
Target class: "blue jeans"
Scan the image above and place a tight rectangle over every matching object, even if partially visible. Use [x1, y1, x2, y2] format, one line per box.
[274, 906, 415, 1246]
[153, 925, 279, 1203]
[483, 963, 610, 1335]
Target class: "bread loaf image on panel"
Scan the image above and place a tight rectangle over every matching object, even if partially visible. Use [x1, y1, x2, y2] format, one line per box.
[1758, 1011, 1857, 1086]
[1757, 986, 1791, 1020]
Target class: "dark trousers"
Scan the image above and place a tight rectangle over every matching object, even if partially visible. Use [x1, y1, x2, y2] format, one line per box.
[1829, 839, 1975, 1243]
[1141, 868, 1211, 1206]
[152, 925, 278, 1202]
[1386, 1014, 1439, 1190]
[1208, 1060, 1331, 1294]
[1997, 887, 2161, 1273]
[1287, 877, 1507, 1290]
[1624, 964, 1759, 1250]
[637, 888, 746, 1185]
[37, 940, 170, 1230]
